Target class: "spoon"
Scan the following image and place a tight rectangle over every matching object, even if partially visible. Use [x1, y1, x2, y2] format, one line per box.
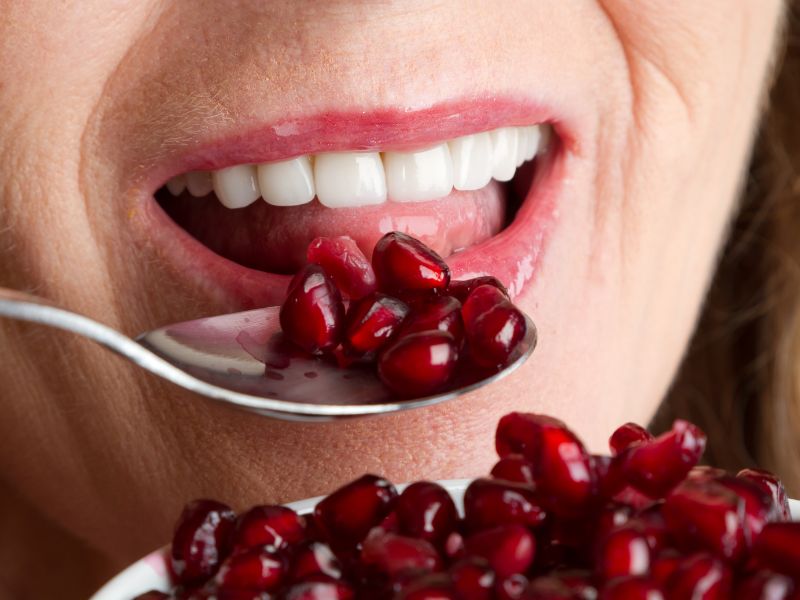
[0, 286, 537, 420]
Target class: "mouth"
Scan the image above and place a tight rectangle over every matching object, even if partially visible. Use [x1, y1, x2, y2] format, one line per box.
[140, 100, 568, 309]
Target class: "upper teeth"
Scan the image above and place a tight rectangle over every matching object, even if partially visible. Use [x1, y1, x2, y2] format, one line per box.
[165, 124, 550, 209]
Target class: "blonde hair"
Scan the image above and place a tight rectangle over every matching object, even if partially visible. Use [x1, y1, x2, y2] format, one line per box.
[656, 3, 800, 492]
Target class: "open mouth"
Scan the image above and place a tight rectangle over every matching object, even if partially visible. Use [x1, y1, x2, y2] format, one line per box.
[140, 102, 567, 309]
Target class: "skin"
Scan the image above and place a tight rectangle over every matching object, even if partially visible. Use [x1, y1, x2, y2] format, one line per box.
[0, 1, 785, 596]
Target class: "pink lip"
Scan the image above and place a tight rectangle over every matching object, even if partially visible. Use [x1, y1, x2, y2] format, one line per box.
[133, 98, 571, 309]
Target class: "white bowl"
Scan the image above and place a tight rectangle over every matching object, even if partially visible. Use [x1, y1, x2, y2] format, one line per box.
[91, 479, 800, 600]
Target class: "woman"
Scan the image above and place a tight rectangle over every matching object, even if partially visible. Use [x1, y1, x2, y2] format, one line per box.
[0, 1, 797, 597]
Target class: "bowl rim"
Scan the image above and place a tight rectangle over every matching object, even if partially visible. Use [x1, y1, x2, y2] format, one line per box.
[90, 478, 800, 600]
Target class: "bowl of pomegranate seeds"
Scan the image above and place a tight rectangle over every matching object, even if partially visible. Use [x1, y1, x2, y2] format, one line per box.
[92, 413, 800, 600]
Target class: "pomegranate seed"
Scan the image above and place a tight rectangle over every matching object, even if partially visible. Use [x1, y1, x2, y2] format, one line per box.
[399, 296, 464, 341]
[170, 499, 236, 586]
[600, 576, 664, 600]
[448, 276, 508, 303]
[378, 331, 459, 398]
[313, 474, 397, 549]
[396, 481, 458, 546]
[594, 454, 626, 499]
[612, 485, 658, 511]
[463, 478, 546, 531]
[361, 531, 442, 579]
[592, 503, 635, 554]
[306, 236, 376, 300]
[495, 413, 595, 514]
[230, 505, 306, 552]
[289, 541, 342, 581]
[609, 423, 653, 455]
[372, 232, 450, 294]
[665, 554, 732, 600]
[491, 455, 536, 485]
[628, 507, 670, 554]
[464, 300, 527, 369]
[495, 574, 529, 600]
[282, 575, 355, 600]
[461, 284, 510, 325]
[443, 532, 466, 562]
[596, 526, 651, 580]
[738, 468, 792, 521]
[214, 546, 285, 592]
[649, 550, 682, 589]
[621, 419, 707, 498]
[525, 573, 597, 600]
[343, 293, 409, 355]
[752, 522, 800, 576]
[715, 475, 774, 543]
[448, 558, 495, 600]
[735, 570, 795, 599]
[464, 524, 536, 579]
[279, 264, 345, 354]
[663, 478, 747, 561]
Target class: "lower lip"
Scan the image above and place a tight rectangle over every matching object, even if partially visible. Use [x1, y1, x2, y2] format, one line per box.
[135, 137, 566, 310]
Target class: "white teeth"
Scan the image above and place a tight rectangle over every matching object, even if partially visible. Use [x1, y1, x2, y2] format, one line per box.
[167, 124, 550, 209]
[258, 156, 315, 206]
[166, 174, 187, 196]
[314, 152, 387, 208]
[212, 164, 260, 209]
[384, 143, 453, 203]
[490, 128, 519, 182]
[524, 125, 542, 161]
[448, 132, 493, 192]
[185, 171, 213, 197]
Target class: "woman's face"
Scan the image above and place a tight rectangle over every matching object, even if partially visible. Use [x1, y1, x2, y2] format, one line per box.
[0, 0, 784, 570]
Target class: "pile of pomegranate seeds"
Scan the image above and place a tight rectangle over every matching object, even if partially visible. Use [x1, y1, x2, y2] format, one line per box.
[135, 413, 799, 600]
[278, 232, 527, 397]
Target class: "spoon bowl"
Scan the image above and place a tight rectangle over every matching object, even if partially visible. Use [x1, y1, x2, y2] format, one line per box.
[0, 287, 536, 420]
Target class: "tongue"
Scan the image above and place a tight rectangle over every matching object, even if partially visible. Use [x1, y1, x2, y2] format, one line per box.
[159, 182, 507, 274]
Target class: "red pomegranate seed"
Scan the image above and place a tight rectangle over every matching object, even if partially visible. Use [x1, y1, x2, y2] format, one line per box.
[361, 531, 442, 579]
[396, 481, 458, 546]
[448, 276, 508, 303]
[596, 525, 651, 580]
[343, 293, 409, 355]
[464, 524, 536, 579]
[214, 546, 285, 592]
[621, 419, 706, 498]
[279, 264, 345, 354]
[592, 503, 635, 554]
[282, 575, 355, 600]
[715, 475, 774, 543]
[399, 296, 464, 341]
[465, 300, 527, 369]
[372, 232, 450, 294]
[313, 474, 397, 549]
[735, 570, 795, 599]
[649, 551, 682, 589]
[593, 454, 626, 499]
[378, 331, 459, 398]
[443, 532, 466, 562]
[663, 478, 747, 561]
[230, 505, 306, 552]
[491, 455, 536, 485]
[461, 284, 508, 326]
[495, 413, 595, 514]
[170, 499, 236, 586]
[463, 478, 546, 531]
[306, 236, 376, 300]
[665, 554, 732, 600]
[290, 541, 342, 581]
[609, 423, 653, 456]
[738, 468, 792, 522]
[495, 574, 529, 600]
[448, 558, 495, 600]
[752, 522, 800, 576]
[627, 507, 670, 554]
[600, 576, 664, 600]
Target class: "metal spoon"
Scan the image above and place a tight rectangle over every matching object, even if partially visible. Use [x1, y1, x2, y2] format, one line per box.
[0, 286, 536, 420]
